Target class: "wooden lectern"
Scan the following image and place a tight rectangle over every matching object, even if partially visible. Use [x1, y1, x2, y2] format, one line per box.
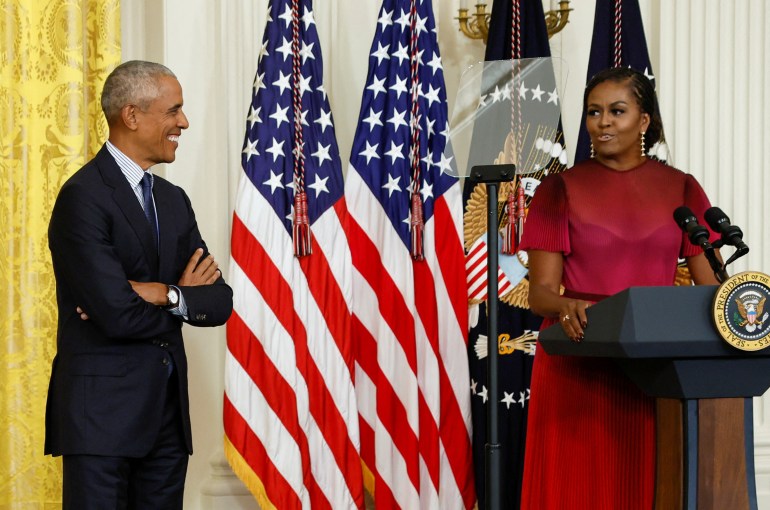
[539, 286, 770, 510]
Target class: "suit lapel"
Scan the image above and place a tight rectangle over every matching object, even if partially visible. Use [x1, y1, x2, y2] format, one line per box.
[95, 147, 160, 275]
[154, 181, 181, 282]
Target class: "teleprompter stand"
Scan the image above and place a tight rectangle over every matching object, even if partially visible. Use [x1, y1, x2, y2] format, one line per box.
[469, 164, 516, 510]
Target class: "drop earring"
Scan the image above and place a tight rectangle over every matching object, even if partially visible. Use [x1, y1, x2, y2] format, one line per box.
[640, 132, 646, 157]
[590, 143, 595, 159]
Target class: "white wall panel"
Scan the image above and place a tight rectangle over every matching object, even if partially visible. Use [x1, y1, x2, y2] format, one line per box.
[656, 0, 768, 275]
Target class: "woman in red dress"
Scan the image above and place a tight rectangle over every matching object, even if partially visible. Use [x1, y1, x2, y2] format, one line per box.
[518, 67, 720, 509]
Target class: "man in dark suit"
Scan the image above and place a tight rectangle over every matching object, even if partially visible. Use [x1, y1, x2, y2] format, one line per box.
[45, 60, 233, 509]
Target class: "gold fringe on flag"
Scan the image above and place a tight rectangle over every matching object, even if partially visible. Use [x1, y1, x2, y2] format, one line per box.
[223, 436, 278, 510]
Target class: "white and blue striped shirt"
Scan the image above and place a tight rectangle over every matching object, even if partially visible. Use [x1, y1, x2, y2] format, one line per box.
[105, 141, 153, 210]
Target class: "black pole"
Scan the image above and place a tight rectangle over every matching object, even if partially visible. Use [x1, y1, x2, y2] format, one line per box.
[469, 164, 515, 510]
[704, 246, 729, 283]
[485, 181, 501, 510]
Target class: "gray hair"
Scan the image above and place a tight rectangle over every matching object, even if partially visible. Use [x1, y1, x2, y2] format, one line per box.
[101, 60, 176, 122]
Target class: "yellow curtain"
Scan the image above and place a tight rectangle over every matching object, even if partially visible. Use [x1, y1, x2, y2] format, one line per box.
[0, 1, 120, 506]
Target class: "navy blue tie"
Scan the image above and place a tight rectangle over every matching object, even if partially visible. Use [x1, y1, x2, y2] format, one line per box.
[140, 173, 159, 251]
[141, 173, 172, 376]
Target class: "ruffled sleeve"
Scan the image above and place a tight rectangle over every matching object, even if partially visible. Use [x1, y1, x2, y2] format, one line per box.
[519, 173, 571, 255]
[680, 173, 717, 258]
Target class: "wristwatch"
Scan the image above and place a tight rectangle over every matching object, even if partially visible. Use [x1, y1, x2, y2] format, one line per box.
[165, 285, 180, 309]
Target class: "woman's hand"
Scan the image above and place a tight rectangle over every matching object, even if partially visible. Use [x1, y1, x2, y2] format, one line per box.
[528, 250, 590, 343]
[557, 299, 591, 342]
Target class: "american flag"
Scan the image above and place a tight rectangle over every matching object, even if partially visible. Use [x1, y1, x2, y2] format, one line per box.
[344, 0, 475, 508]
[224, 0, 364, 508]
[466, 236, 514, 302]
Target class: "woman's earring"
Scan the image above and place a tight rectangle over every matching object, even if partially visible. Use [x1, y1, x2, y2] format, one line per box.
[590, 143, 595, 159]
[640, 132, 646, 157]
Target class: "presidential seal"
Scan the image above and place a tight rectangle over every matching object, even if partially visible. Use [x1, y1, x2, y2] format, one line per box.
[712, 271, 770, 351]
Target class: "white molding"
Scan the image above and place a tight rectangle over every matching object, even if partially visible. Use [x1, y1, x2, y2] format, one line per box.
[200, 452, 259, 510]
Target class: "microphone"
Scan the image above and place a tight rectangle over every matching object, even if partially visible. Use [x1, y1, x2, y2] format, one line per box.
[704, 206, 749, 265]
[704, 206, 749, 251]
[673, 206, 728, 282]
[673, 206, 712, 250]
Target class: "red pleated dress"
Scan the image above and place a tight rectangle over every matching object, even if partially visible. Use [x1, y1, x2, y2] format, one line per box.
[518, 159, 714, 510]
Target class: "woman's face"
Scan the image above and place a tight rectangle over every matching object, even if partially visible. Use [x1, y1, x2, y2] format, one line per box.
[585, 79, 650, 165]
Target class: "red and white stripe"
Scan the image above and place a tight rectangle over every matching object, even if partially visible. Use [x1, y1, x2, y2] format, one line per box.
[345, 167, 475, 509]
[466, 236, 515, 302]
[225, 176, 364, 509]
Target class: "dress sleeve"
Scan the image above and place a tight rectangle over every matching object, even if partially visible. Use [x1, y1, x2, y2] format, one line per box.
[680, 173, 717, 258]
[519, 173, 570, 255]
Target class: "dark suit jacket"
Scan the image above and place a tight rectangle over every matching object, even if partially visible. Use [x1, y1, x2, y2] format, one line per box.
[45, 145, 233, 457]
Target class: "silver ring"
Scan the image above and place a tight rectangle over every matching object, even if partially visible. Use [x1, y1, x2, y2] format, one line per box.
[561, 314, 570, 322]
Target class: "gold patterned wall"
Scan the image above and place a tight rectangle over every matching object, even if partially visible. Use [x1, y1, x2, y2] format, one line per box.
[0, 0, 120, 506]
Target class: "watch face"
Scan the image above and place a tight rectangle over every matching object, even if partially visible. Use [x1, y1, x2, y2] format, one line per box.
[168, 288, 179, 305]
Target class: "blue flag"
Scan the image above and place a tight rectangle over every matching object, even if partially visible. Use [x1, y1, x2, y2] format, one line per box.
[574, 0, 657, 163]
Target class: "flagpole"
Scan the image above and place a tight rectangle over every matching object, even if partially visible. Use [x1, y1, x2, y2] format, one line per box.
[470, 164, 516, 510]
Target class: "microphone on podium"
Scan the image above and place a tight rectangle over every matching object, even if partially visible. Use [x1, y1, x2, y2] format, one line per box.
[673, 206, 728, 282]
[704, 206, 749, 266]
[673, 206, 713, 251]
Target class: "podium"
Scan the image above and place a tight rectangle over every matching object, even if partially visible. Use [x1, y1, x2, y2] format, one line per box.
[539, 286, 770, 510]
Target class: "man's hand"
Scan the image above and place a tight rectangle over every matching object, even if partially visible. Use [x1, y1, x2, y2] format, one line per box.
[76, 306, 89, 320]
[178, 248, 220, 287]
[128, 280, 168, 306]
